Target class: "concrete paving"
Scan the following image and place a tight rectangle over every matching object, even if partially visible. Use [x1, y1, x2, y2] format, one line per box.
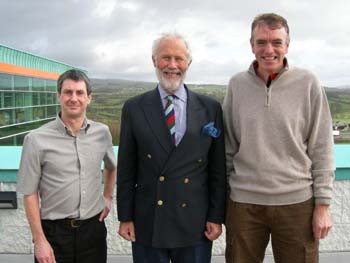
[0, 253, 350, 263]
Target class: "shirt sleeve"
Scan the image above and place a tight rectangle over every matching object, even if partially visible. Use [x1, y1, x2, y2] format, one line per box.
[16, 133, 42, 195]
[103, 126, 117, 170]
[307, 79, 335, 205]
[222, 77, 240, 177]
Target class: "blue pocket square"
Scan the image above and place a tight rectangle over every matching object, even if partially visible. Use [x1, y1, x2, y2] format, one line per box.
[201, 122, 221, 138]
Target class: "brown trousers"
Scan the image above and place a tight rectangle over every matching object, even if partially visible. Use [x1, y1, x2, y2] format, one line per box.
[225, 198, 318, 263]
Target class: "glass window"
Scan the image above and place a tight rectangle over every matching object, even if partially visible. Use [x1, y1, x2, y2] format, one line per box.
[0, 74, 60, 145]
[40, 92, 47, 105]
[24, 108, 33, 122]
[14, 108, 33, 124]
[33, 107, 45, 120]
[15, 92, 24, 107]
[0, 124, 29, 141]
[4, 92, 14, 107]
[0, 119, 53, 145]
[0, 110, 12, 126]
[47, 105, 57, 118]
[47, 93, 55, 104]
[32, 93, 40, 106]
[24, 93, 32, 107]
[0, 91, 3, 108]
[53, 94, 58, 104]
[15, 108, 25, 123]
[47, 80, 57, 92]
[15, 133, 26, 145]
[0, 136, 16, 146]
[0, 73, 12, 90]
[14, 75, 29, 91]
[32, 78, 45, 91]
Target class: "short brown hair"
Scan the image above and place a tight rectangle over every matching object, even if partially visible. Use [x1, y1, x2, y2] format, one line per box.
[57, 69, 92, 95]
[251, 13, 290, 44]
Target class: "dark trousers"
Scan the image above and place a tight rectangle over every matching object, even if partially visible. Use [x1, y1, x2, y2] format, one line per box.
[132, 241, 212, 263]
[225, 198, 318, 263]
[36, 213, 107, 263]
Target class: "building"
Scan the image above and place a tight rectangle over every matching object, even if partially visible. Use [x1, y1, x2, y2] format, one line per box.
[0, 44, 84, 145]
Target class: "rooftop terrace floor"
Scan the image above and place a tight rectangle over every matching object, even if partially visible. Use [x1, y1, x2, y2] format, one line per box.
[1, 253, 350, 263]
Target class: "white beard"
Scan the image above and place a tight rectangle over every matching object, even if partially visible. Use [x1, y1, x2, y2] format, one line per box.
[155, 67, 186, 93]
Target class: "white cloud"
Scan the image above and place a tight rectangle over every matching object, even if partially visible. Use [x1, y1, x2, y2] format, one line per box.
[93, 0, 117, 18]
[119, 1, 140, 12]
[0, 0, 350, 86]
[27, 37, 49, 55]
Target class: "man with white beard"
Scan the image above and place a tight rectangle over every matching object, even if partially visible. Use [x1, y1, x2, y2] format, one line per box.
[116, 33, 226, 263]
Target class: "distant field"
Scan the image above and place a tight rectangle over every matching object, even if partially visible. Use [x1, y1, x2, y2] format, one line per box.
[87, 79, 350, 145]
[326, 88, 350, 124]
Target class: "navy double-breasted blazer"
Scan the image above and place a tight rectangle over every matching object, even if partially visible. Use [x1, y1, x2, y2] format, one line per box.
[117, 85, 226, 248]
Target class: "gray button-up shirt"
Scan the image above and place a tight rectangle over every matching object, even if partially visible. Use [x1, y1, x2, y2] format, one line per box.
[17, 115, 117, 220]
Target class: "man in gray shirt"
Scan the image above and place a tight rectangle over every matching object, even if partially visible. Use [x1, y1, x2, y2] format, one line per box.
[17, 69, 117, 263]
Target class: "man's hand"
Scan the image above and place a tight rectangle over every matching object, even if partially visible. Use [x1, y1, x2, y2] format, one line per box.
[118, 221, 136, 241]
[204, 221, 222, 241]
[99, 196, 112, 222]
[34, 238, 55, 263]
[312, 204, 332, 240]
[24, 193, 55, 262]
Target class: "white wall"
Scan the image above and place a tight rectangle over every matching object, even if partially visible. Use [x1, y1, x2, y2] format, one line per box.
[1, 180, 349, 254]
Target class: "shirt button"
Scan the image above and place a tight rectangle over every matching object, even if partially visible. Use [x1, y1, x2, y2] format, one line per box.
[181, 203, 187, 208]
[184, 178, 189, 184]
[147, 154, 152, 159]
[157, 200, 163, 206]
[159, 176, 165, 182]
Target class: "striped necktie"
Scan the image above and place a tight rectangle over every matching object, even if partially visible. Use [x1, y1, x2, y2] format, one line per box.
[165, 95, 176, 144]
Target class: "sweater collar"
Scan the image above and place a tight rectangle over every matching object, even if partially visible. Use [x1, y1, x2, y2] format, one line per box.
[249, 58, 289, 78]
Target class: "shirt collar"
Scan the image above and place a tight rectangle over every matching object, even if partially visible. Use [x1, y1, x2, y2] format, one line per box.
[55, 112, 91, 136]
[158, 84, 187, 102]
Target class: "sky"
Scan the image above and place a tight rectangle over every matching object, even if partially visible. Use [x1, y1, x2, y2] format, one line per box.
[1, 0, 350, 87]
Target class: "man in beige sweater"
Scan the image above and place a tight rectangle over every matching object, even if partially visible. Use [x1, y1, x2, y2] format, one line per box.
[223, 13, 334, 263]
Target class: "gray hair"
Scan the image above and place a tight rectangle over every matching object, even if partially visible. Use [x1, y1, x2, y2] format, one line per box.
[152, 32, 192, 62]
[251, 13, 290, 44]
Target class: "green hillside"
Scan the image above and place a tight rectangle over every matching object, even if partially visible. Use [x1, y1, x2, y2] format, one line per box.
[87, 79, 350, 144]
[325, 87, 350, 123]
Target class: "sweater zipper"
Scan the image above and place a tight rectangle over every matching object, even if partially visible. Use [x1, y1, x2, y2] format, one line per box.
[265, 86, 271, 107]
[265, 72, 277, 107]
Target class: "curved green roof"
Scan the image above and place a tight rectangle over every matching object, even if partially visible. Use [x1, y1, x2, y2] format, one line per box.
[0, 44, 85, 74]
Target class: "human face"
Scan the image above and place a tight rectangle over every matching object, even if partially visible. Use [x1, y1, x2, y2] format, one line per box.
[58, 79, 91, 121]
[152, 38, 191, 93]
[251, 23, 289, 79]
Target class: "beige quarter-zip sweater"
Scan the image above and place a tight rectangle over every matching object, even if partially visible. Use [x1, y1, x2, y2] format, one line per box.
[223, 60, 335, 205]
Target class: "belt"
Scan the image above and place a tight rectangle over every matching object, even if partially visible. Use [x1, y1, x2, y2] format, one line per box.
[65, 217, 85, 228]
[42, 213, 100, 228]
